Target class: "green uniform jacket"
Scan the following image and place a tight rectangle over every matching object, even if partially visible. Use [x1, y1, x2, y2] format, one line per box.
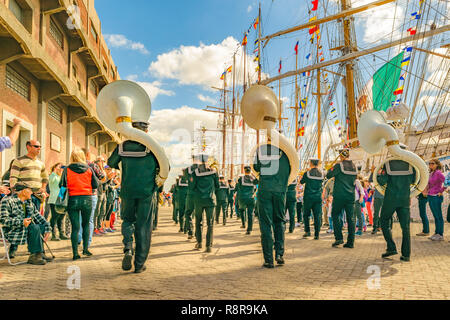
[183, 164, 198, 196]
[108, 140, 159, 199]
[192, 165, 220, 206]
[176, 177, 189, 206]
[236, 175, 257, 200]
[216, 182, 229, 202]
[326, 160, 357, 202]
[301, 168, 324, 202]
[286, 180, 298, 203]
[377, 159, 416, 206]
[228, 187, 236, 202]
[253, 145, 290, 193]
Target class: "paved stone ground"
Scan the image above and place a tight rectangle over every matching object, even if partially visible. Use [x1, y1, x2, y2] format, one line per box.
[1, 206, 450, 300]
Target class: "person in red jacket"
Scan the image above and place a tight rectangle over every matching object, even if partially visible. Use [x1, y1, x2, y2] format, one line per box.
[60, 148, 99, 260]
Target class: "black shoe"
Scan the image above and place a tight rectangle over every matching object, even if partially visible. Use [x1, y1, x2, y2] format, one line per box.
[241, 225, 246, 229]
[382, 250, 398, 258]
[178, 229, 183, 233]
[263, 262, 274, 269]
[400, 256, 410, 262]
[289, 230, 294, 234]
[28, 253, 46, 265]
[72, 254, 81, 261]
[205, 247, 212, 253]
[122, 251, 133, 271]
[134, 265, 147, 273]
[223, 223, 226, 226]
[343, 243, 354, 248]
[371, 230, 378, 235]
[246, 231, 251, 235]
[188, 235, 193, 240]
[303, 232, 311, 238]
[42, 253, 54, 262]
[194, 243, 202, 250]
[276, 255, 285, 265]
[82, 250, 93, 257]
[8, 248, 16, 259]
[332, 240, 344, 247]
[314, 236, 319, 240]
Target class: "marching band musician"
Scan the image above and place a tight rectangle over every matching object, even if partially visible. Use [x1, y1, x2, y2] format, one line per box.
[300, 158, 325, 240]
[253, 144, 290, 268]
[170, 181, 178, 224]
[227, 179, 236, 218]
[108, 121, 160, 274]
[182, 156, 200, 240]
[377, 144, 416, 262]
[326, 149, 357, 249]
[176, 174, 189, 233]
[285, 176, 298, 234]
[236, 166, 258, 234]
[192, 154, 220, 253]
[215, 176, 229, 225]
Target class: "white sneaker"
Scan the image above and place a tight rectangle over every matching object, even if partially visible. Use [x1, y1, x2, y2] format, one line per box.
[326, 229, 333, 234]
[429, 234, 438, 240]
[295, 223, 301, 227]
[430, 234, 444, 241]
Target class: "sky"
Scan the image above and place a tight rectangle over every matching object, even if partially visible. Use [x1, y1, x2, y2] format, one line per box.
[94, 0, 448, 190]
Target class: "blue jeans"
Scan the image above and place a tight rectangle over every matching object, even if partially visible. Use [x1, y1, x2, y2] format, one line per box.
[78, 194, 98, 246]
[428, 195, 444, 236]
[418, 195, 429, 234]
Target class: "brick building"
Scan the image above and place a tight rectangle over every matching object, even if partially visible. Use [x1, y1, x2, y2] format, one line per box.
[0, 0, 121, 173]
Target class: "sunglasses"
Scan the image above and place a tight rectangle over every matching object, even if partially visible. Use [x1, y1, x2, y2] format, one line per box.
[31, 145, 41, 149]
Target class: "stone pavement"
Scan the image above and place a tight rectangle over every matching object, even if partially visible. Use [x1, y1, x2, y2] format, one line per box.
[1, 206, 450, 300]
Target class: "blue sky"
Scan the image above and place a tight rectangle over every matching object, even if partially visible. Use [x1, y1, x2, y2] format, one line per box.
[93, 0, 447, 188]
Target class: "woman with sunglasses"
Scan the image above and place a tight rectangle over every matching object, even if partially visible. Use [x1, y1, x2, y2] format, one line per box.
[427, 159, 446, 241]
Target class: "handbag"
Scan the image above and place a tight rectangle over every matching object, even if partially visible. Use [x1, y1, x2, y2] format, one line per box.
[54, 186, 68, 214]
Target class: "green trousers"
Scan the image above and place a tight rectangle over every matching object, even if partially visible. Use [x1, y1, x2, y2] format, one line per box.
[257, 190, 286, 264]
[172, 200, 178, 223]
[238, 198, 255, 231]
[228, 199, 234, 217]
[380, 202, 411, 257]
[303, 198, 322, 237]
[215, 201, 228, 224]
[286, 200, 297, 233]
[121, 193, 156, 269]
[194, 199, 215, 247]
[331, 197, 355, 245]
[177, 197, 186, 231]
[184, 195, 194, 236]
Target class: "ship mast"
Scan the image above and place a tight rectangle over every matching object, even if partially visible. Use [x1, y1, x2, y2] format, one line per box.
[230, 53, 236, 179]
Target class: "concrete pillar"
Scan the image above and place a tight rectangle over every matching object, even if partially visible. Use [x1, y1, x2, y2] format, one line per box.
[37, 100, 47, 164]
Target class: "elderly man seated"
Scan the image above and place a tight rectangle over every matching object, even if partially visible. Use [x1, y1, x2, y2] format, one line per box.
[0, 182, 52, 265]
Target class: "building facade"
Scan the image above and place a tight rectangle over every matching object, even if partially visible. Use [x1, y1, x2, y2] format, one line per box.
[0, 0, 121, 173]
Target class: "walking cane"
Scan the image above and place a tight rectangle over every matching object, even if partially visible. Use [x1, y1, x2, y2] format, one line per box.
[28, 209, 56, 259]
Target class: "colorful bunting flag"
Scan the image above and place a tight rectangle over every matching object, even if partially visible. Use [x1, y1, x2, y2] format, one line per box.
[320, 57, 325, 62]
[278, 60, 282, 73]
[294, 41, 299, 55]
[411, 12, 421, 20]
[242, 34, 248, 46]
[407, 27, 417, 35]
[308, 16, 319, 35]
[297, 127, 305, 137]
[253, 17, 259, 29]
[239, 119, 243, 127]
[306, 53, 311, 60]
[220, 72, 226, 80]
[253, 56, 259, 62]
[300, 98, 308, 109]
[254, 39, 259, 46]
[253, 47, 259, 53]
[393, 86, 404, 95]
[399, 73, 406, 81]
[403, 46, 413, 52]
[401, 56, 411, 67]
[312, 0, 319, 11]
[334, 120, 339, 126]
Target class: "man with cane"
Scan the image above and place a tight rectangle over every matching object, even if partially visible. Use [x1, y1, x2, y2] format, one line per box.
[0, 182, 52, 265]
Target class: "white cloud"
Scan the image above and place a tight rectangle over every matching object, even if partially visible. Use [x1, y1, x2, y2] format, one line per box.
[148, 37, 267, 90]
[197, 94, 216, 104]
[247, 5, 253, 12]
[126, 74, 138, 81]
[136, 81, 175, 101]
[104, 34, 150, 55]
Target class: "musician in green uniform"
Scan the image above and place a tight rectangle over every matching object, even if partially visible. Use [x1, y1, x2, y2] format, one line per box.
[227, 179, 236, 218]
[215, 176, 229, 225]
[182, 158, 199, 239]
[153, 185, 163, 231]
[326, 149, 357, 248]
[253, 144, 290, 268]
[192, 155, 220, 253]
[108, 121, 160, 273]
[285, 177, 298, 234]
[236, 166, 257, 234]
[170, 182, 178, 224]
[377, 144, 416, 261]
[175, 175, 188, 233]
[300, 158, 324, 239]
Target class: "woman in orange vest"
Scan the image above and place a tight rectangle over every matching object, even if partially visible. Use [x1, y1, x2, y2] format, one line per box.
[60, 148, 99, 260]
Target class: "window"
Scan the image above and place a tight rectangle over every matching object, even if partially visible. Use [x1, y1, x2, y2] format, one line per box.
[6, 65, 30, 100]
[9, 0, 23, 24]
[48, 101, 63, 123]
[72, 65, 77, 79]
[103, 61, 108, 72]
[90, 80, 98, 96]
[111, 68, 115, 80]
[49, 18, 64, 48]
[90, 23, 98, 43]
[77, 81, 81, 91]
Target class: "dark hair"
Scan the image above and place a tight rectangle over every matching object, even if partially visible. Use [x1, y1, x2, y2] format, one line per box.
[26, 141, 31, 147]
[430, 159, 442, 171]
[310, 159, 319, 166]
[50, 162, 63, 173]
